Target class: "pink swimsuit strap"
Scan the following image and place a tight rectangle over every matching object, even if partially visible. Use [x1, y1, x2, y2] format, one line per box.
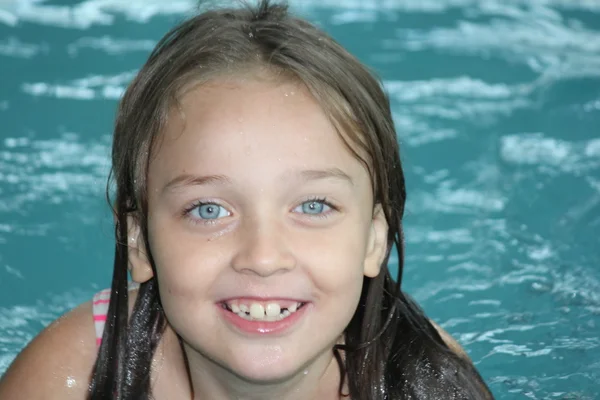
[92, 282, 140, 347]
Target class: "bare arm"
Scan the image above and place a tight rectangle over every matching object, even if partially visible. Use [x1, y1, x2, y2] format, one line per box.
[0, 301, 98, 400]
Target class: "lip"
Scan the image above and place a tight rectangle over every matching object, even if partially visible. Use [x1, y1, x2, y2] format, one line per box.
[218, 296, 307, 303]
[218, 302, 310, 335]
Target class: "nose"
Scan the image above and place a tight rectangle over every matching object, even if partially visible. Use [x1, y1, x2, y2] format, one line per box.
[230, 216, 296, 276]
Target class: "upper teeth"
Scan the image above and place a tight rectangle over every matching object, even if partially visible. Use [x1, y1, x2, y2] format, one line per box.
[252, 303, 278, 318]
[226, 301, 301, 321]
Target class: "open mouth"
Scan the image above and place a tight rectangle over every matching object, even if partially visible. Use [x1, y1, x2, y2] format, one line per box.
[220, 301, 308, 322]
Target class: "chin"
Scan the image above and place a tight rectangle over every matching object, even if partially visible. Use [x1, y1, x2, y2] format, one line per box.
[224, 348, 307, 384]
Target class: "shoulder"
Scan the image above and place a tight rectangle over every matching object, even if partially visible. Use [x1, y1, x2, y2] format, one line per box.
[0, 300, 97, 399]
[0, 288, 140, 400]
[429, 320, 471, 361]
[428, 320, 494, 398]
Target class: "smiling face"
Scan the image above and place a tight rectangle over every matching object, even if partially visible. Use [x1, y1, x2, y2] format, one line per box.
[129, 76, 388, 385]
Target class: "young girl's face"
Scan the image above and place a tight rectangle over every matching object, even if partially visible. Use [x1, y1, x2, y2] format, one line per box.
[136, 76, 387, 383]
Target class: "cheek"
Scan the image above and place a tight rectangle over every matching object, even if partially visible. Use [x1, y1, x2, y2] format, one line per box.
[149, 230, 225, 335]
[147, 218, 226, 296]
[302, 224, 370, 293]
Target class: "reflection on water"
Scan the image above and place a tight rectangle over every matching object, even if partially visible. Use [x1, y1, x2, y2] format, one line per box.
[1, 0, 599, 398]
[0, 0, 195, 28]
[0, 134, 111, 212]
[0, 288, 92, 372]
[21, 71, 134, 100]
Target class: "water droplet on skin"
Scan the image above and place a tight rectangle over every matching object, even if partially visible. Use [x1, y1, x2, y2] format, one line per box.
[251, 345, 282, 368]
[207, 229, 227, 241]
[303, 370, 308, 375]
[65, 376, 76, 388]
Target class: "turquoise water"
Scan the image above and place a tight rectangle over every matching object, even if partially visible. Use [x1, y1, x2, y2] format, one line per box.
[1, 0, 599, 397]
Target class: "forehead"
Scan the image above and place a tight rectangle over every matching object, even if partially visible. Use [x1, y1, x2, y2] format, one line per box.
[148, 78, 371, 191]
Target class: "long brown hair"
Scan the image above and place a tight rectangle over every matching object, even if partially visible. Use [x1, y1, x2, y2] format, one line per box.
[89, 1, 493, 398]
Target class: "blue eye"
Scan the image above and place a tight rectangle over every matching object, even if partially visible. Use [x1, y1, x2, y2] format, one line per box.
[295, 199, 332, 215]
[190, 203, 230, 220]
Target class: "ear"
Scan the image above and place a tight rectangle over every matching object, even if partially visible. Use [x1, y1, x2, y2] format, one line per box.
[363, 204, 389, 278]
[126, 214, 154, 283]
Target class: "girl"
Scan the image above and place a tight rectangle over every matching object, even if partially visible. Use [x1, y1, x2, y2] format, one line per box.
[0, 1, 493, 399]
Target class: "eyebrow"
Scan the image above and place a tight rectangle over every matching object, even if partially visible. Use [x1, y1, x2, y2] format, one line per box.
[163, 174, 232, 193]
[162, 168, 353, 193]
[297, 168, 354, 185]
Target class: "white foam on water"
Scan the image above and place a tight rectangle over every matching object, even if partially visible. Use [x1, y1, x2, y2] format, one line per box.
[0, 0, 196, 29]
[1, 0, 600, 30]
[385, 77, 522, 101]
[552, 265, 600, 309]
[4, 265, 23, 279]
[23, 83, 95, 100]
[374, 0, 600, 92]
[329, 9, 378, 25]
[296, 0, 600, 13]
[67, 36, 156, 56]
[406, 227, 475, 244]
[400, 18, 600, 55]
[0, 36, 48, 58]
[0, 288, 91, 372]
[411, 187, 505, 214]
[500, 133, 600, 173]
[0, 134, 111, 211]
[489, 343, 553, 357]
[385, 77, 533, 146]
[22, 70, 136, 100]
[412, 278, 494, 303]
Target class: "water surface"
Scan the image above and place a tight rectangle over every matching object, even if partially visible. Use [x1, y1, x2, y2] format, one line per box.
[1, 1, 599, 398]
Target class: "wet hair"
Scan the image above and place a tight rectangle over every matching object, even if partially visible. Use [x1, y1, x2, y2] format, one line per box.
[89, 1, 494, 399]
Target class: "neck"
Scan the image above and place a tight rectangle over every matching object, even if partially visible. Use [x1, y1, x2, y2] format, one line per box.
[183, 343, 343, 400]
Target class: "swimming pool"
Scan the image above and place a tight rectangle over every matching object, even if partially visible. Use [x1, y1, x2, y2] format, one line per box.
[1, 0, 599, 397]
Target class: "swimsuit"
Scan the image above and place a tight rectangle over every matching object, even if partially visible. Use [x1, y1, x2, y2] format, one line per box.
[92, 282, 140, 346]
